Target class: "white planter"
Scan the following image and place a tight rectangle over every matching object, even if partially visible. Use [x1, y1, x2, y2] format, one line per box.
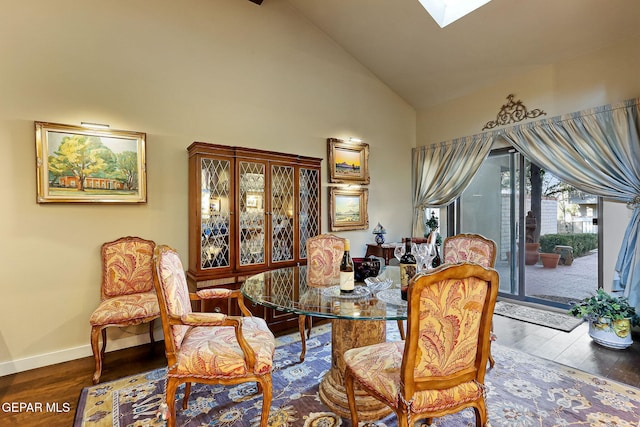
[588, 318, 633, 349]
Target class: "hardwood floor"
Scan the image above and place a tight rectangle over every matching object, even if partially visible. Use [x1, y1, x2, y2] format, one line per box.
[0, 341, 168, 426]
[493, 314, 640, 388]
[1, 317, 639, 426]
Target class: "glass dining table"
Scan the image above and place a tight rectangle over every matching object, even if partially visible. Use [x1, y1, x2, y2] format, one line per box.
[241, 265, 406, 420]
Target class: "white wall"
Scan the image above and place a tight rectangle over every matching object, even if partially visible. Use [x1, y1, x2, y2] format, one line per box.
[416, 36, 640, 293]
[0, 0, 415, 374]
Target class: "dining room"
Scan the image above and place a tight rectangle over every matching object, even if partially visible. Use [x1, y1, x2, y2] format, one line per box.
[2, 0, 640, 425]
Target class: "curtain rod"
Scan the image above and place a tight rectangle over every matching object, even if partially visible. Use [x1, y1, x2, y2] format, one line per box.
[415, 96, 640, 150]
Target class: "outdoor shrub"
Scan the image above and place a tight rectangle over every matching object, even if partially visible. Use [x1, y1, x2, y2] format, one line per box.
[539, 233, 598, 257]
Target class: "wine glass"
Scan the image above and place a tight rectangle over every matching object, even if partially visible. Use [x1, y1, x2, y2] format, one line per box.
[394, 244, 405, 262]
[416, 243, 436, 272]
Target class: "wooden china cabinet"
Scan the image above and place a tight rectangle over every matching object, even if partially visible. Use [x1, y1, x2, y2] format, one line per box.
[186, 142, 322, 332]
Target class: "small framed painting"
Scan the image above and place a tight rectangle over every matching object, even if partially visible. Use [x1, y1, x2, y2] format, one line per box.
[327, 138, 370, 184]
[245, 194, 262, 209]
[35, 122, 147, 203]
[329, 187, 369, 231]
[210, 197, 221, 213]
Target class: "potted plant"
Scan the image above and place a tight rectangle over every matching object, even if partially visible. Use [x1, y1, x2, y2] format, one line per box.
[524, 242, 540, 265]
[424, 211, 439, 237]
[539, 252, 560, 268]
[568, 289, 639, 349]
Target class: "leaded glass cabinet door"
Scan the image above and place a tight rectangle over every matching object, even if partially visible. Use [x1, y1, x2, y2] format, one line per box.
[199, 157, 232, 272]
[238, 160, 267, 269]
[271, 163, 295, 264]
[299, 167, 320, 259]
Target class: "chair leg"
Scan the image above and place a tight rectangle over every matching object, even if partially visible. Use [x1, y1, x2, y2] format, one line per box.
[474, 399, 487, 427]
[149, 319, 156, 345]
[397, 412, 410, 427]
[182, 382, 191, 410]
[258, 375, 273, 427]
[344, 368, 360, 427]
[397, 319, 406, 340]
[91, 326, 105, 384]
[166, 378, 178, 427]
[306, 316, 313, 339]
[299, 315, 307, 362]
[100, 328, 107, 356]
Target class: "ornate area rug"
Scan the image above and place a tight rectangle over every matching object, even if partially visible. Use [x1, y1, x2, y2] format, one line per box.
[75, 323, 640, 426]
[494, 300, 584, 332]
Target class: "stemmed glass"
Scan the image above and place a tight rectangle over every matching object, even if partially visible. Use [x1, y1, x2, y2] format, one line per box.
[416, 242, 436, 272]
[394, 244, 405, 262]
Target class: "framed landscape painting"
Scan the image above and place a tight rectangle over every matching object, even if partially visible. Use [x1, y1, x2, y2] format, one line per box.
[327, 138, 370, 184]
[329, 187, 369, 231]
[35, 122, 147, 204]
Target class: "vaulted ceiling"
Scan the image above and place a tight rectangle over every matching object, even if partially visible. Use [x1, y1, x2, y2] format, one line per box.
[283, 0, 640, 109]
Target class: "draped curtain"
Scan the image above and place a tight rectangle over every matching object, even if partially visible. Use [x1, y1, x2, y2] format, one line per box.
[411, 135, 494, 236]
[499, 98, 640, 310]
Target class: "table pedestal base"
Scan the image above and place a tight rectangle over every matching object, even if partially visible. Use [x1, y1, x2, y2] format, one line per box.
[318, 318, 392, 421]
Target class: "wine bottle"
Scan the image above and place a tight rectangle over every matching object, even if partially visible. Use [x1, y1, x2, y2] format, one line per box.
[339, 239, 355, 293]
[400, 238, 417, 301]
[432, 233, 442, 268]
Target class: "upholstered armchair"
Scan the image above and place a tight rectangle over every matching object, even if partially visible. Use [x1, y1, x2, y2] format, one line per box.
[152, 245, 275, 427]
[344, 263, 499, 427]
[443, 233, 498, 367]
[443, 233, 497, 267]
[299, 234, 345, 361]
[89, 236, 160, 384]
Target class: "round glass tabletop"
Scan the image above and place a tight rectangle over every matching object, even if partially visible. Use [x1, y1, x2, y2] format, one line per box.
[241, 265, 407, 320]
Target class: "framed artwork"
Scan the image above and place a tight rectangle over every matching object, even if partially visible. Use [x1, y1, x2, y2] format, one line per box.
[35, 121, 147, 203]
[210, 197, 221, 213]
[327, 138, 370, 184]
[329, 187, 369, 231]
[246, 194, 262, 209]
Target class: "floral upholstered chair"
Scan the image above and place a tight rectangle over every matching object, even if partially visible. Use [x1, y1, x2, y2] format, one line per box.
[152, 245, 275, 427]
[299, 234, 345, 361]
[344, 263, 499, 427]
[89, 236, 160, 384]
[443, 233, 497, 267]
[443, 233, 498, 367]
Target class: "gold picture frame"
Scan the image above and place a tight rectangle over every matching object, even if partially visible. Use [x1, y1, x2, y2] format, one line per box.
[210, 197, 221, 213]
[329, 187, 369, 231]
[35, 122, 147, 204]
[245, 194, 262, 209]
[327, 138, 370, 184]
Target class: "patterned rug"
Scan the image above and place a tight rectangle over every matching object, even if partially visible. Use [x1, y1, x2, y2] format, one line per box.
[494, 301, 584, 332]
[74, 323, 640, 426]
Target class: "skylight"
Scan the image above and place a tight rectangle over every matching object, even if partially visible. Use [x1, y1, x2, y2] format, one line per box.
[417, 0, 492, 28]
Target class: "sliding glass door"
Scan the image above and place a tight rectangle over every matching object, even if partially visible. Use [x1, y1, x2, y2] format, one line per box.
[457, 149, 600, 307]
[458, 149, 518, 294]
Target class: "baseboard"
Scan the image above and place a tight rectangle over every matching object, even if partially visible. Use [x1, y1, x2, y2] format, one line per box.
[0, 330, 164, 377]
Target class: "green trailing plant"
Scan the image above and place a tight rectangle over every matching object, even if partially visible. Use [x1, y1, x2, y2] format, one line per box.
[568, 289, 639, 326]
[425, 212, 439, 231]
[424, 212, 441, 245]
